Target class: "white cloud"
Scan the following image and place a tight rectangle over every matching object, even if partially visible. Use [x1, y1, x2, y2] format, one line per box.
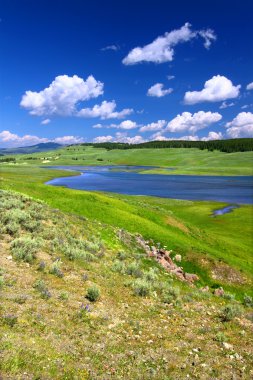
[77, 100, 133, 119]
[139, 120, 167, 132]
[219, 101, 235, 109]
[116, 120, 137, 129]
[93, 132, 145, 144]
[93, 135, 114, 143]
[167, 75, 175, 80]
[20, 75, 104, 116]
[0, 130, 48, 147]
[184, 75, 240, 104]
[241, 104, 253, 110]
[246, 82, 253, 90]
[122, 23, 216, 65]
[201, 131, 223, 141]
[0, 130, 85, 148]
[53, 136, 85, 144]
[150, 132, 168, 141]
[166, 111, 222, 133]
[93, 120, 138, 130]
[41, 118, 51, 125]
[225, 112, 253, 138]
[101, 45, 120, 51]
[147, 83, 173, 97]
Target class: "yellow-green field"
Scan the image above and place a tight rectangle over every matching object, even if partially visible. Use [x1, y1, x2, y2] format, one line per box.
[2, 145, 253, 175]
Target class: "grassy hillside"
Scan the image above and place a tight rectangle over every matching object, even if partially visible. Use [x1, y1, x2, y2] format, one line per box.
[1, 146, 253, 175]
[1, 190, 253, 379]
[0, 166, 252, 299]
[0, 142, 62, 155]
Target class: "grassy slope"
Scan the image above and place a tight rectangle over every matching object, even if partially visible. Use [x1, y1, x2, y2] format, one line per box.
[0, 166, 252, 298]
[3, 146, 253, 175]
[0, 190, 253, 380]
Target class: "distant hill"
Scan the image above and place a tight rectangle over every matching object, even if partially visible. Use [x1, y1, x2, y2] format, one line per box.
[0, 142, 62, 155]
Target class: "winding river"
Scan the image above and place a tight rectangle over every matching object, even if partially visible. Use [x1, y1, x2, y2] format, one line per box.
[45, 165, 253, 205]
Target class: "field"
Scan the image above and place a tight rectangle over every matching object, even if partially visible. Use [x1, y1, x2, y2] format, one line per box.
[0, 147, 253, 379]
[2, 145, 253, 175]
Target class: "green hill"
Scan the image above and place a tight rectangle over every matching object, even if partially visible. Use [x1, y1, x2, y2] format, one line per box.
[0, 190, 252, 379]
[0, 142, 61, 155]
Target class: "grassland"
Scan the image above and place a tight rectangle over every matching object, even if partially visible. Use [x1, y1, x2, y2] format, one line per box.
[0, 146, 252, 378]
[0, 165, 252, 299]
[2, 145, 253, 175]
[0, 189, 253, 380]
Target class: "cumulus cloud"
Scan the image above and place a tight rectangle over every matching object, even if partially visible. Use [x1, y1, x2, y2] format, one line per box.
[0, 130, 48, 147]
[166, 111, 222, 133]
[139, 120, 167, 133]
[122, 23, 216, 65]
[184, 75, 241, 104]
[147, 83, 173, 97]
[0, 130, 84, 148]
[77, 100, 133, 120]
[92, 120, 138, 129]
[41, 118, 51, 125]
[150, 131, 223, 142]
[150, 132, 168, 141]
[20, 75, 104, 116]
[93, 132, 145, 144]
[225, 112, 253, 138]
[201, 131, 223, 141]
[93, 135, 114, 143]
[167, 75, 175, 80]
[53, 136, 85, 144]
[219, 101, 235, 109]
[246, 82, 253, 90]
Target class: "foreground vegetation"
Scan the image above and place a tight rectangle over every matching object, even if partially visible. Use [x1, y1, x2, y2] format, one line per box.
[0, 190, 253, 379]
[1, 146, 253, 176]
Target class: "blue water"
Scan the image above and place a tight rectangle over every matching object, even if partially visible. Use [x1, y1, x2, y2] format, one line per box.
[212, 205, 240, 216]
[45, 165, 253, 204]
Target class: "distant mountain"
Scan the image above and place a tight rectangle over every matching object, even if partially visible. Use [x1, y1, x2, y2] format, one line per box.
[0, 142, 62, 155]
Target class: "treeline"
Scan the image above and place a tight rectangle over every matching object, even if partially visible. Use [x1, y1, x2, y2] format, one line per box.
[78, 138, 253, 153]
[0, 157, 16, 163]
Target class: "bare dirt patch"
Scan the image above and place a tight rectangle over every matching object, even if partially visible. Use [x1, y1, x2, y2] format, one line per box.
[165, 215, 189, 233]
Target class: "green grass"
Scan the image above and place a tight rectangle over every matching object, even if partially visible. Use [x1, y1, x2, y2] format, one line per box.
[0, 165, 252, 298]
[0, 190, 253, 379]
[2, 145, 253, 175]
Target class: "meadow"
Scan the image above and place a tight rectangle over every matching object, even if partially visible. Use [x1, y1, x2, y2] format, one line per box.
[0, 164, 252, 298]
[2, 145, 253, 175]
[0, 147, 253, 378]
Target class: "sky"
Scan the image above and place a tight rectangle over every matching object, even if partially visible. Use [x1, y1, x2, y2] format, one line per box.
[1, 0, 253, 147]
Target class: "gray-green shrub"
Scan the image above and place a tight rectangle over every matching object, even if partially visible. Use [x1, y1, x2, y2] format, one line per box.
[220, 304, 242, 322]
[11, 237, 41, 263]
[85, 286, 100, 302]
[132, 279, 151, 297]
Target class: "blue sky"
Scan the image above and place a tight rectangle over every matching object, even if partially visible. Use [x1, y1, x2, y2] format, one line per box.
[1, 0, 253, 147]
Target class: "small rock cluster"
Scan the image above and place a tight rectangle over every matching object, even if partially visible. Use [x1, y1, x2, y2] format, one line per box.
[135, 234, 199, 283]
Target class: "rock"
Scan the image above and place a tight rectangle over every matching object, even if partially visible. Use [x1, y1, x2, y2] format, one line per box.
[214, 287, 224, 297]
[6, 255, 12, 260]
[184, 273, 199, 282]
[200, 286, 209, 292]
[175, 254, 182, 262]
[223, 342, 233, 350]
